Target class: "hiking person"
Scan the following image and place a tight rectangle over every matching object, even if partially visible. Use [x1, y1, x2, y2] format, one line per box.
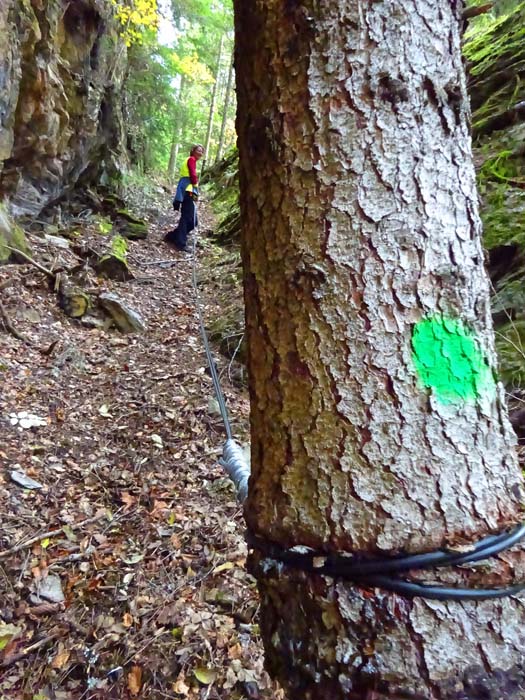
[165, 144, 204, 251]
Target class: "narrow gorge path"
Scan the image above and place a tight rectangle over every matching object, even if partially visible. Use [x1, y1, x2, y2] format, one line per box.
[0, 200, 280, 700]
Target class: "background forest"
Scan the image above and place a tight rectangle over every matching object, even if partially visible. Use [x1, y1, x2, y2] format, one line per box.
[122, 0, 235, 178]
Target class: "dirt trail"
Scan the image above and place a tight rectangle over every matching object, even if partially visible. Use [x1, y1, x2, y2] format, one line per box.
[0, 201, 280, 699]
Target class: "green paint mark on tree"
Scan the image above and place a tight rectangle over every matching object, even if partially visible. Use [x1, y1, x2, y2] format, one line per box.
[411, 316, 496, 403]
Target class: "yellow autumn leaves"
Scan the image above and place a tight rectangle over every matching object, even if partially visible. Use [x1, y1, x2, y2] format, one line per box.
[111, 0, 159, 46]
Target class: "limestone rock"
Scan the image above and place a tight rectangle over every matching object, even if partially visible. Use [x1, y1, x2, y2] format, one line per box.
[0, 0, 129, 218]
[44, 234, 71, 250]
[98, 293, 146, 333]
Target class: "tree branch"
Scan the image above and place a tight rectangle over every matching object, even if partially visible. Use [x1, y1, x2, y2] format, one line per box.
[463, 3, 493, 20]
[4, 246, 56, 279]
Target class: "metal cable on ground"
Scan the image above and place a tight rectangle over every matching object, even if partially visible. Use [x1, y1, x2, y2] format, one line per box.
[190, 216, 232, 441]
[189, 201, 250, 501]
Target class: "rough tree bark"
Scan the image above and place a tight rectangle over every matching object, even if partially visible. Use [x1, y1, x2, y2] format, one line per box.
[233, 1, 525, 699]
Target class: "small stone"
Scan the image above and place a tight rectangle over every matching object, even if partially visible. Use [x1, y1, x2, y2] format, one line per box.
[10, 471, 43, 489]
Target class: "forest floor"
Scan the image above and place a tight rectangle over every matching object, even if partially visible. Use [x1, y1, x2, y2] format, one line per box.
[0, 195, 282, 700]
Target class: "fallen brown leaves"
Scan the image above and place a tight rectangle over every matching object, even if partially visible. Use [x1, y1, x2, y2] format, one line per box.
[0, 199, 282, 699]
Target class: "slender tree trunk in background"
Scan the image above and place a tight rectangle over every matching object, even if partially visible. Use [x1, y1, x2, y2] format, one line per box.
[234, 1, 525, 698]
[215, 51, 234, 163]
[202, 33, 224, 172]
[168, 76, 186, 182]
[167, 135, 179, 182]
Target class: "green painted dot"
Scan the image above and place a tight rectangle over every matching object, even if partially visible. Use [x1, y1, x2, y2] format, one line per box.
[411, 316, 496, 403]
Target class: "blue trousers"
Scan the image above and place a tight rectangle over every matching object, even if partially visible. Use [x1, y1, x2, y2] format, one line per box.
[165, 193, 197, 250]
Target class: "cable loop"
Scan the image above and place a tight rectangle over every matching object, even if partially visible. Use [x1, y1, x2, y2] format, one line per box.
[246, 525, 525, 600]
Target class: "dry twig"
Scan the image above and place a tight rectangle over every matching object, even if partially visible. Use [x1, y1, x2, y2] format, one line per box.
[0, 627, 66, 668]
[0, 512, 108, 560]
[4, 245, 56, 279]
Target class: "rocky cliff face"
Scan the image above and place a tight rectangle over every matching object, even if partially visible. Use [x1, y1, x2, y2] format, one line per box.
[0, 0, 128, 218]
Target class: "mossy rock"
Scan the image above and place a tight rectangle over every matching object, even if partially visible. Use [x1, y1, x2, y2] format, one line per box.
[0, 204, 31, 264]
[121, 220, 148, 240]
[95, 234, 133, 280]
[114, 209, 148, 240]
[96, 255, 133, 281]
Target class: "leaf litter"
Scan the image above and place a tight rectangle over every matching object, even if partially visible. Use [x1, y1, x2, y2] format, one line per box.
[0, 197, 283, 699]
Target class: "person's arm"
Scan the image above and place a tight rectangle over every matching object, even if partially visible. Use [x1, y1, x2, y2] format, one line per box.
[187, 156, 198, 185]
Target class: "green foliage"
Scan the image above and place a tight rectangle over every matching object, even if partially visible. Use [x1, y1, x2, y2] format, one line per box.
[495, 319, 525, 387]
[112, 0, 159, 46]
[110, 234, 129, 261]
[465, 2, 525, 136]
[121, 0, 235, 177]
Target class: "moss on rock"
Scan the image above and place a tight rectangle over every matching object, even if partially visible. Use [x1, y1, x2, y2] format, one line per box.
[114, 209, 148, 240]
[95, 234, 132, 280]
[0, 203, 31, 263]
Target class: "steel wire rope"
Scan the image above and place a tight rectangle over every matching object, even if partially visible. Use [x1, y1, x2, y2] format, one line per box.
[247, 524, 525, 600]
[190, 202, 232, 441]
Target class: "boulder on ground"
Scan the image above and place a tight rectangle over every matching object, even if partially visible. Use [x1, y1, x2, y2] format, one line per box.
[56, 273, 90, 318]
[98, 292, 146, 333]
[95, 234, 133, 281]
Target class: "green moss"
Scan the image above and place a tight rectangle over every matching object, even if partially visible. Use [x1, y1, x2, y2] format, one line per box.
[110, 234, 128, 261]
[122, 221, 148, 239]
[95, 215, 113, 235]
[96, 234, 131, 281]
[0, 204, 31, 263]
[113, 209, 148, 239]
[115, 209, 144, 224]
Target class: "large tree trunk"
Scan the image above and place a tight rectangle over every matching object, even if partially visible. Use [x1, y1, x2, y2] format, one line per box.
[233, 1, 525, 698]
